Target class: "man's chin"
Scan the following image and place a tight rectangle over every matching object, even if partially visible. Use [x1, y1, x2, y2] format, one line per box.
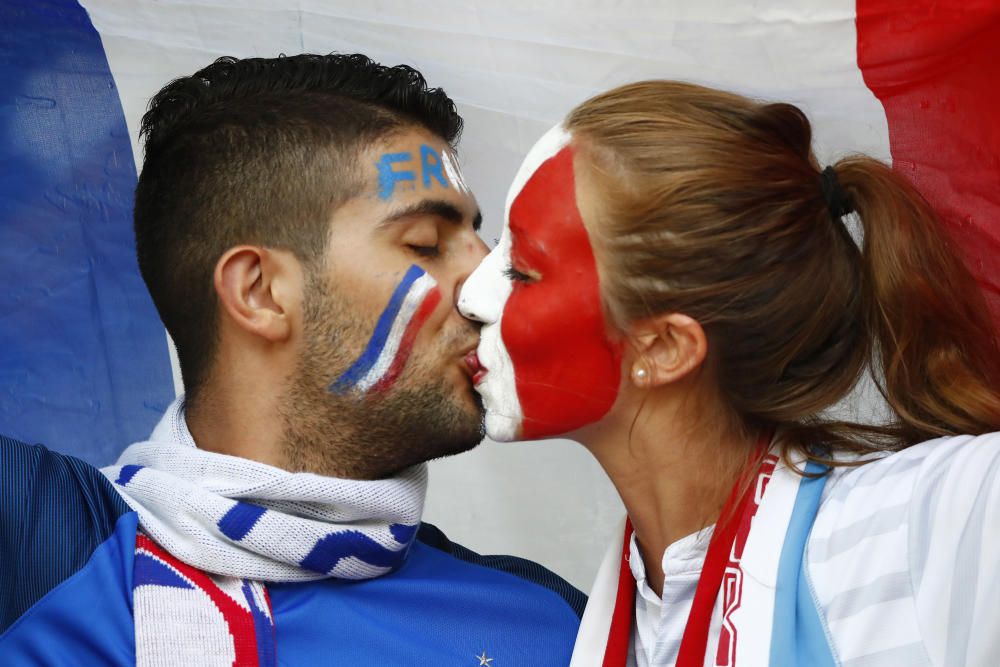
[409, 384, 486, 461]
[427, 433, 484, 464]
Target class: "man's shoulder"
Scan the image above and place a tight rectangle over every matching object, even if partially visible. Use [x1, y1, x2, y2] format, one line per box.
[415, 521, 587, 619]
[0, 434, 134, 635]
[267, 522, 584, 665]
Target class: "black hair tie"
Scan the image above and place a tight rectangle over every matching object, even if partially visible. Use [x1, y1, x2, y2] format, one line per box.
[820, 166, 854, 219]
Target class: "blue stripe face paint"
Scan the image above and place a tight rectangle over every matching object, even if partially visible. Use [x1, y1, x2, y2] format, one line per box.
[330, 265, 426, 394]
[420, 145, 448, 189]
[375, 144, 465, 200]
[377, 152, 416, 200]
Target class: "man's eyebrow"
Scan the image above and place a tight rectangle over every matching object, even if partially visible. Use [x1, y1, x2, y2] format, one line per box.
[378, 199, 482, 232]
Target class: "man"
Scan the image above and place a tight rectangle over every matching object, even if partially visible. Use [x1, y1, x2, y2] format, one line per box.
[0, 54, 583, 665]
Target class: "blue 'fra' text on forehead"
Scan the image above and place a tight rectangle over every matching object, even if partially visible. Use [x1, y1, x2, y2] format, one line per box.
[377, 145, 449, 200]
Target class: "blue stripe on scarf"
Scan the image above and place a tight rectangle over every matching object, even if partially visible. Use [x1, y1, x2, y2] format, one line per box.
[330, 265, 424, 393]
[217, 502, 268, 541]
[115, 464, 144, 486]
[133, 552, 193, 590]
[389, 523, 419, 543]
[242, 582, 277, 667]
[299, 529, 413, 575]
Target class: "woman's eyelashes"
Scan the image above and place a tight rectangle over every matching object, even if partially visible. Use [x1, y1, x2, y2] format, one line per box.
[503, 264, 536, 283]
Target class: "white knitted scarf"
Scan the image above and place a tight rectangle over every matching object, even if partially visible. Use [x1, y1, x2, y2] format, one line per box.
[101, 397, 428, 582]
[101, 398, 427, 666]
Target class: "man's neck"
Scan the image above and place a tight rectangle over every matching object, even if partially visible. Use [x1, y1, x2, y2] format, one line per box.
[576, 391, 751, 597]
[184, 382, 287, 470]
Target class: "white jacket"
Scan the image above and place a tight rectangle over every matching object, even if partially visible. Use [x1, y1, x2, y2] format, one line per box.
[571, 434, 1000, 667]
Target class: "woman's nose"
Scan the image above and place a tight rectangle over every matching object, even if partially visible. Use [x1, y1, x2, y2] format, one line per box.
[457, 248, 508, 325]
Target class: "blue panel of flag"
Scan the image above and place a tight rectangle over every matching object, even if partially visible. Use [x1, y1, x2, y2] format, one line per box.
[0, 0, 174, 465]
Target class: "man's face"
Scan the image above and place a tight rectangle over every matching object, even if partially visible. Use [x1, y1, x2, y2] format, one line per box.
[458, 126, 622, 442]
[281, 128, 488, 478]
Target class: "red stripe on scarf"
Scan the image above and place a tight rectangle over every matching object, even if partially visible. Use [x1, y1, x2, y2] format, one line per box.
[602, 518, 636, 666]
[136, 534, 266, 667]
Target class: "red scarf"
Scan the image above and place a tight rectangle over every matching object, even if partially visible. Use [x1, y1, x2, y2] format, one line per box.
[602, 434, 774, 667]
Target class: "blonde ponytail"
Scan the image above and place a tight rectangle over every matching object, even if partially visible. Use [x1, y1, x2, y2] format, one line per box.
[837, 157, 1000, 443]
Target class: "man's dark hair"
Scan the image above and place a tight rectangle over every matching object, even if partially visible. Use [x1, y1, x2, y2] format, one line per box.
[134, 54, 463, 405]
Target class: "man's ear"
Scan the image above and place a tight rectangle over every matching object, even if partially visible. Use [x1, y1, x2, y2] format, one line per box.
[626, 313, 708, 388]
[213, 246, 301, 343]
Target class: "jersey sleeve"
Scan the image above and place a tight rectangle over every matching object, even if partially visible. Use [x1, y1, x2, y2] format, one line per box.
[908, 432, 1000, 666]
[0, 435, 131, 634]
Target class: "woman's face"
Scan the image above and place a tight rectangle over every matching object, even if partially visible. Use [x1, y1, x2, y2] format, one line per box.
[458, 126, 622, 441]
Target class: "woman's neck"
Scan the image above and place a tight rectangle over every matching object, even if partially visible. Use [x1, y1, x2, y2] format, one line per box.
[576, 390, 752, 597]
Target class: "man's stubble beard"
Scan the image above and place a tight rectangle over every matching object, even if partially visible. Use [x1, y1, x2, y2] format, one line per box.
[277, 275, 485, 480]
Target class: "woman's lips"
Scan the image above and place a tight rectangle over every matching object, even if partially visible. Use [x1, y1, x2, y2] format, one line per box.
[464, 351, 488, 386]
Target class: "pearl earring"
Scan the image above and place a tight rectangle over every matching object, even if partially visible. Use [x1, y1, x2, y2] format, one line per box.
[633, 367, 648, 383]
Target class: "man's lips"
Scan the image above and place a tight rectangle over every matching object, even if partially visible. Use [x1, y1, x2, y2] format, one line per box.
[463, 350, 488, 386]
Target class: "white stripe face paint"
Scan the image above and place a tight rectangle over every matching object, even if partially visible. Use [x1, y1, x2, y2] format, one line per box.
[458, 125, 572, 442]
[441, 149, 470, 195]
[356, 272, 437, 393]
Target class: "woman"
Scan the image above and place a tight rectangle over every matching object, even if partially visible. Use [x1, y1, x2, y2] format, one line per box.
[458, 81, 1000, 667]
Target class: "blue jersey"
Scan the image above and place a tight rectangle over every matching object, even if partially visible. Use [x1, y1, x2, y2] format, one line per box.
[0, 436, 584, 664]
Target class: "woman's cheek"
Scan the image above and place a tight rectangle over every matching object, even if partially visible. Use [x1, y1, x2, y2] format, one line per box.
[501, 281, 622, 439]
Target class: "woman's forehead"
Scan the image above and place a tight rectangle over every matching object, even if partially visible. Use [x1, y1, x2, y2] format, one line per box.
[504, 124, 574, 222]
[507, 145, 579, 243]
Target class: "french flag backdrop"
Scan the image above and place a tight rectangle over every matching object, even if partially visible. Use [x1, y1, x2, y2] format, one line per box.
[0, 1, 174, 465]
[1, 0, 998, 586]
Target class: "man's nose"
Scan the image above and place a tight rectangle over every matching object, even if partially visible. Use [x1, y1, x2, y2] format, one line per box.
[458, 235, 490, 278]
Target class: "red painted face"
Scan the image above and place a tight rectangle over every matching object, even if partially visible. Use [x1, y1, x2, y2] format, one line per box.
[502, 144, 623, 438]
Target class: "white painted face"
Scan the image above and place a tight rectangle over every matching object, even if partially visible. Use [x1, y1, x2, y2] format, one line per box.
[457, 220, 522, 441]
[459, 125, 623, 441]
[459, 127, 571, 440]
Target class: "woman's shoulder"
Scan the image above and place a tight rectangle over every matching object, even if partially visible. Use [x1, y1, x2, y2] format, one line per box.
[808, 433, 1000, 664]
[820, 431, 1000, 504]
[808, 431, 1000, 574]
[813, 432, 1000, 542]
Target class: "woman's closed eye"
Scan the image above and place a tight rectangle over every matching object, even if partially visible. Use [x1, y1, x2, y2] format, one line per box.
[504, 264, 538, 283]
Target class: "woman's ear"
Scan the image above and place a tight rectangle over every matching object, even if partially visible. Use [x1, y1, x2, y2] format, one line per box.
[213, 246, 301, 343]
[626, 313, 707, 388]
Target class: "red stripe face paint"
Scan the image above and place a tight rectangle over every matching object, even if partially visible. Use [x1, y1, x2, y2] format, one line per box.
[459, 125, 622, 441]
[370, 287, 443, 394]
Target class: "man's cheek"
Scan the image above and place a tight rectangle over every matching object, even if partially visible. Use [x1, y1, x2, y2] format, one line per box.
[502, 284, 622, 439]
[330, 265, 441, 397]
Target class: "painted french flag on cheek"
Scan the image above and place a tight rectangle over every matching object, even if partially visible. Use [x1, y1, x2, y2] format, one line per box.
[331, 265, 441, 396]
